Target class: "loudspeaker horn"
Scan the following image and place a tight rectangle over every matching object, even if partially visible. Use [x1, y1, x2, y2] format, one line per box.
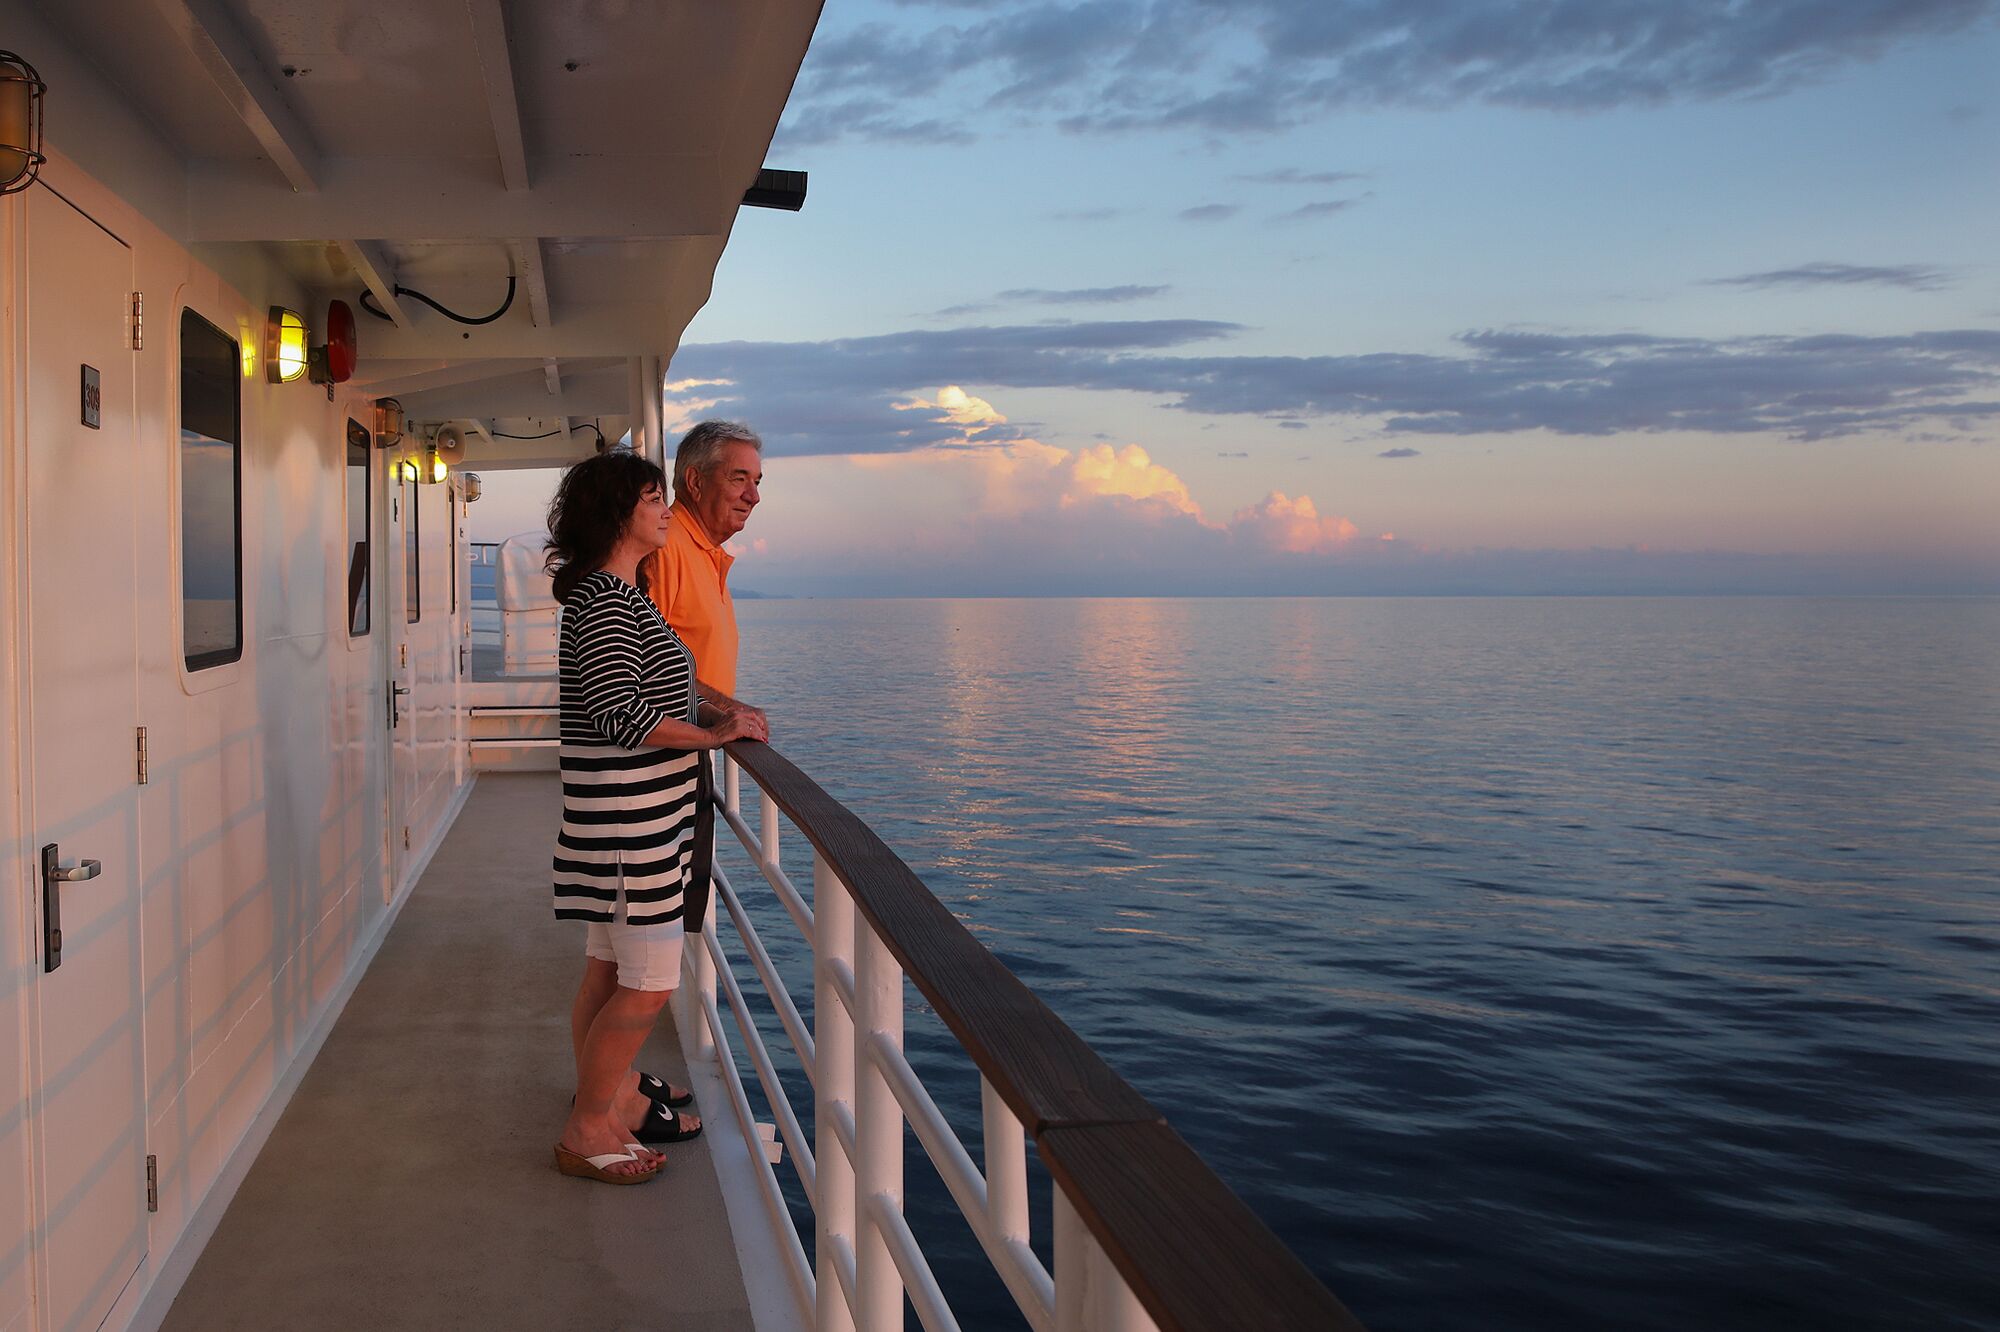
[434, 424, 468, 466]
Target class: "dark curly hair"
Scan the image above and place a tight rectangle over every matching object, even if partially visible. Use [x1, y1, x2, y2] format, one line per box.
[544, 448, 668, 603]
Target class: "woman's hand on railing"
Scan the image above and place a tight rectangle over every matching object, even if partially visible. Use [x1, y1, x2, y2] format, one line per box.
[704, 709, 767, 748]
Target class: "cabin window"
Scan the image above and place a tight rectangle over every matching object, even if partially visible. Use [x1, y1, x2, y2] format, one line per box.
[405, 469, 420, 623]
[345, 418, 371, 636]
[179, 310, 243, 670]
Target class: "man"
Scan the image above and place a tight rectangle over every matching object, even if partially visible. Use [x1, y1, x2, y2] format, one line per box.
[644, 419, 768, 734]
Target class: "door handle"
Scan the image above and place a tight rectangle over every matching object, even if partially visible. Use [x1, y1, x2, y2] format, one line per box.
[389, 681, 411, 729]
[40, 843, 99, 973]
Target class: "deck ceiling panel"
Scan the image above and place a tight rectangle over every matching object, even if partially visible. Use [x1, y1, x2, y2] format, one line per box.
[24, 0, 822, 430]
[39, 0, 279, 160]
[237, 1, 504, 160]
[510, 0, 755, 162]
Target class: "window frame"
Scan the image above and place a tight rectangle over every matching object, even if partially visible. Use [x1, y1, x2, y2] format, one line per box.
[178, 307, 245, 673]
[345, 416, 372, 638]
[404, 463, 421, 625]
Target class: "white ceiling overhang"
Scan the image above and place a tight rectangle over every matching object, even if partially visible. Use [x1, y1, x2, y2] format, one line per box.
[24, 0, 822, 449]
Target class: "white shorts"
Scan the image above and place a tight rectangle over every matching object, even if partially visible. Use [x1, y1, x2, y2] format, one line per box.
[584, 889, 685, 992]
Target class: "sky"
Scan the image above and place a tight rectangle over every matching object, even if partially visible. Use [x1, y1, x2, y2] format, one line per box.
[477, 0, 2000, 596]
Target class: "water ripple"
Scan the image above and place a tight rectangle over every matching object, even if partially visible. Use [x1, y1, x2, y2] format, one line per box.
[734, 596, 2000, 1330]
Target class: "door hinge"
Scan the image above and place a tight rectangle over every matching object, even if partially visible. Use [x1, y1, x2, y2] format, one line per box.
[130, 291, 143, 350]
[403, 827, 411, 850]
[136, 726, 149, 784]
[146, 1155, 158, 1212]
[400, 643, 407, 668]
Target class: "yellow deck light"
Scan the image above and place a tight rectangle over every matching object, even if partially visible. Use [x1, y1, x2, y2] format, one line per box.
[265, 306, 309, 383]
[0, 51, 47, 196]
[374, 397, 405, 449]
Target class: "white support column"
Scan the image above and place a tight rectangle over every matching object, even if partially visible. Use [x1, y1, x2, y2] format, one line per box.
[814, 854, 858, 1332]
[625, 356, 644, 452]
[642, 352, 666, 467]
[854, 911, 907, 1330]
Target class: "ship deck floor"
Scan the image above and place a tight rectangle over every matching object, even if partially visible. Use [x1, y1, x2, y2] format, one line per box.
[161, 772, 756, 1332]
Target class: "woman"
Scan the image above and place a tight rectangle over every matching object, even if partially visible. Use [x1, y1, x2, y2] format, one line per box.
[544, 450, 766, 1184]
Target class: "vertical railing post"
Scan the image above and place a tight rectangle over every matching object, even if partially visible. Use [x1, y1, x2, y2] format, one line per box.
[1054, 1189, 1087, 1332]
[983, 1075, 1029, 1245]
[1056, 1187, 1159, 1332]
[761, 788, 781, 873]
[814, 853, 857, 1332]
[686, 920, 717, 1062]
[853, 906, 906, 1330]
[724, 750, 741, 817]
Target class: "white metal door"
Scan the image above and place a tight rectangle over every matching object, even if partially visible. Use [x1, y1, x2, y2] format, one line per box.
[24, 186, 147, 1331]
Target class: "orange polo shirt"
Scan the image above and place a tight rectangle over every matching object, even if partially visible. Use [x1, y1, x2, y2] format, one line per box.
[643, 503, 739, 696]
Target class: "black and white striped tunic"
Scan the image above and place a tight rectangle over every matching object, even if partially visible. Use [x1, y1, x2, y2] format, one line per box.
[553, 570, 701, 924]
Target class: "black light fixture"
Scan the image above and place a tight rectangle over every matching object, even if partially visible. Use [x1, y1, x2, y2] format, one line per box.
[742, 167, 807, 212]
[0, 50, 48, 196]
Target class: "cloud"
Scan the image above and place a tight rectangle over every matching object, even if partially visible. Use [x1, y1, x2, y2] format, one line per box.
[1378, 447, 1422, 458]
[1068, 442, 1201, 514]
[1236, 168, 1366, 185]
[1179, 204, 1239, 222]
[1274, 199, 1360, 222]
[665, 318, 2000, 451]
[1709, 262, 1955, 291]
[777, 0, 2000, 144]
[837, 407, 1365, 575]
[895, 384, 1011, 430]
[995, 284, 1170, 304]
[760, 441, 1996, 595]
[1231, 491, 1359, 553]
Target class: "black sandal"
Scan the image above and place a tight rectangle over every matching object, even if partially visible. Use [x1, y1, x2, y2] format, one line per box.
[634, 1098, 703, 1144]
[569, 1071, 694, 1110]
[637, 1071, 694, 1108]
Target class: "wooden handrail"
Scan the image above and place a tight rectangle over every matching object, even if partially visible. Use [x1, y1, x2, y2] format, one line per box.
[723, 740, 1363, 1332]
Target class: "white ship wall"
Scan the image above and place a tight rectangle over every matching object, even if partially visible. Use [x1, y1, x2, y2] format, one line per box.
[2, 140, 470, 1331]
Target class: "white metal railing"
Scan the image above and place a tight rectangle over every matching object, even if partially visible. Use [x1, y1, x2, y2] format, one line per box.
[670, 743, 1358, 1332]
[680, 750, 1150, 1332]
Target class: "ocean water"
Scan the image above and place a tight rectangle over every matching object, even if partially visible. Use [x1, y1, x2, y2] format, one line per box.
[717, 596, 2000, 1330]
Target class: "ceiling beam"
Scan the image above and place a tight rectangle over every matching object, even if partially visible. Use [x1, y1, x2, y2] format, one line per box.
[464, 0, 530, 192]
[359, 358, 549, 397]
[398, 364, 634, 420]
[336, 240, 411, 329]
[186, 155, 728, 242]
[148, 0, 319, 192]
[356, 301, 695, 361]
[509, 239, 552, 326]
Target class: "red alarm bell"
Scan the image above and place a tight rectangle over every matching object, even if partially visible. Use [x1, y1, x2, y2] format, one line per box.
[310, 300, 357, 385]
[322, 299, 356, 383]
